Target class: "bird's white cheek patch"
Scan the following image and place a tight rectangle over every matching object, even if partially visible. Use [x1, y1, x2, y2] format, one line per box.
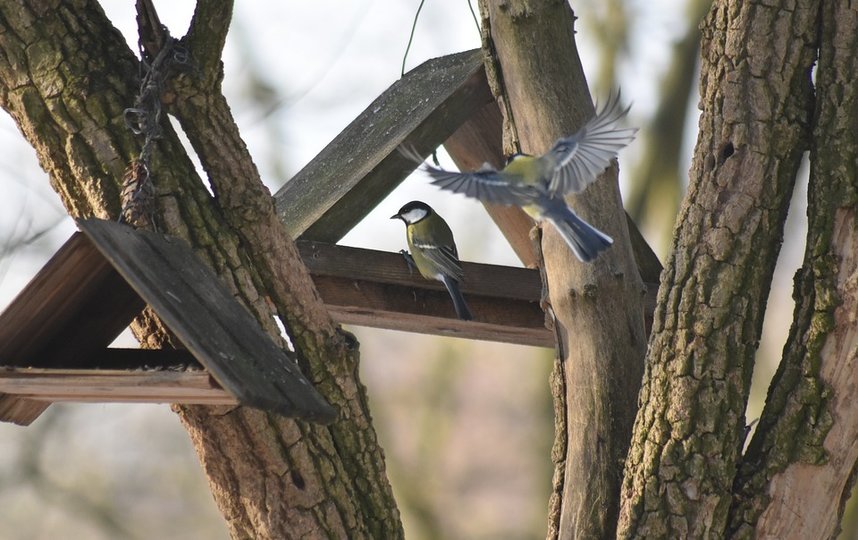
[402, 207, 428, 223]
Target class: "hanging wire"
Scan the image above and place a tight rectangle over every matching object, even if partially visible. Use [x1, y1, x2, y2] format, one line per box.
[401, 0, 428, 77]
[400, 0, 481, 165]
[465, 0, 480, 33]
[401, 0, 481, 77]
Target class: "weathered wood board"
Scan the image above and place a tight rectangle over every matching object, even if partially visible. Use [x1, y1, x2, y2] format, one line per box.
[77, 219, 337, 423]
[298, 241, 551, 346]
[275, 49, 494, 243]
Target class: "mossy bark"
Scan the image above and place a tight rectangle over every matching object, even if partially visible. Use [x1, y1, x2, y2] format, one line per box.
[616, 1, 820, 537]
[727, 2, 858, 537]
[0, 2, 402, 538]
[479, 2, 648, 538]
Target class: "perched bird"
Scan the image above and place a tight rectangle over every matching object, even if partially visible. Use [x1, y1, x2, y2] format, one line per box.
[391, 201, 473, 321]
[409, 92, 637, 263]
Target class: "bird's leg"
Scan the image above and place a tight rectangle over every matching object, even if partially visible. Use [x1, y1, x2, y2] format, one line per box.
[399, 249, 417, 275]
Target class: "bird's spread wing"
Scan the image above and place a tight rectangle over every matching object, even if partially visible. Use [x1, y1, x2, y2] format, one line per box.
[547, 91, 638, 195]
[423, 163, 537, 206]
[411, 239, 464, 281]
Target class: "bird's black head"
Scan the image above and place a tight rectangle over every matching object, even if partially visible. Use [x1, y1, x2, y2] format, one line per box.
[391, 200, 432, 225]
[505, 152, 533, 165]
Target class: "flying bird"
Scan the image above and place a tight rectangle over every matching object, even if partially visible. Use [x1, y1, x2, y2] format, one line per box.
[408, 92, 637, 262]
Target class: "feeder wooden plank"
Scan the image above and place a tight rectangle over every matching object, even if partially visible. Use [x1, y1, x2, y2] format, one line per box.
[0, 231, 146, 425]
[297, 241, 659, 346]
[298, 241, 540, 300]
[0, 232, 145, 367]
[0, 367, 233, 404]
[317, 275, 550, 347]
[297, 241, 551, 346]
[0, 224, 660, 426]
[0, 397, 47, 426]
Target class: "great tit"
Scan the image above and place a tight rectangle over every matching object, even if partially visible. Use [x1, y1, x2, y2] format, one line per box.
[391, 201, 474, 321]
[411, 92, 637, 263]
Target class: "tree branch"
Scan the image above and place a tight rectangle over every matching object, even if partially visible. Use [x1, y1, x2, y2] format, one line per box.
[162, 3, 402, 537]
[181, 0, 233, 87]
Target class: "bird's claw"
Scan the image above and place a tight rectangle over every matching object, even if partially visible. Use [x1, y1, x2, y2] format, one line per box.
[399, 249, 417, 275]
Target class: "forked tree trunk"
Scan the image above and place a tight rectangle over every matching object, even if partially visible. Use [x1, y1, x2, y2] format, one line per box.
[728, 2, 858, 538]
[617, 0, 820, 537]
[0, 1, 402, 538]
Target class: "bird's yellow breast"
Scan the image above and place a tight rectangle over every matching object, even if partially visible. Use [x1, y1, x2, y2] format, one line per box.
[406, 221, 443, 280]
[502, 155, 544, 185]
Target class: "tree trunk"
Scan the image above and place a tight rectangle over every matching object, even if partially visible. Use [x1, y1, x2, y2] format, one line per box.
[0, 1, 401, 538]
[478, 1, 648, 538]
[728, 2, 858, 537]
[617, 0, 820, 537]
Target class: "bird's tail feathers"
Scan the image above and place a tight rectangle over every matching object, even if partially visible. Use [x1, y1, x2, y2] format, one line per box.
[397, 144, 426, 165]
[546, 208, 613, 263]
[440, 275, 474, 321]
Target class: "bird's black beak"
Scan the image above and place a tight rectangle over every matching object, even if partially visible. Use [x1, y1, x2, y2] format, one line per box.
[390, 214, 400, 220]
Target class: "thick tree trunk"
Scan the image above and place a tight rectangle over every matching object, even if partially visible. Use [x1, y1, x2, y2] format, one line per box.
[728, 3, 858, 538]
[0, 1, 401, 538]
[479, 1, 648, 538]
[617, 1, 819, 537]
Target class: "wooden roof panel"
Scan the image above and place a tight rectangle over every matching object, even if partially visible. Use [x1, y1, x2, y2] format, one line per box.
[275, 49, 493, 243]
[0, 232, 144, 367]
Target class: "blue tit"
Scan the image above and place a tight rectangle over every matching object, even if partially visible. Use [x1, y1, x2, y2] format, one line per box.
[413, 92, 637, 263]
[391, 201, 474, 321]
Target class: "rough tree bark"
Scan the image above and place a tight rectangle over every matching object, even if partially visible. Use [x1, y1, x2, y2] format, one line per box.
[617, 0, 820, 537]
[478, 1, 648, 538]
[728, 2, 858, 538]
[0, 1, 401, 538]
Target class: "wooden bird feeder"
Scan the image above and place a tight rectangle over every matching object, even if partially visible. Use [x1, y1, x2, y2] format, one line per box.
[0, 219, 337, 426]
[0, 49, 660, 427]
